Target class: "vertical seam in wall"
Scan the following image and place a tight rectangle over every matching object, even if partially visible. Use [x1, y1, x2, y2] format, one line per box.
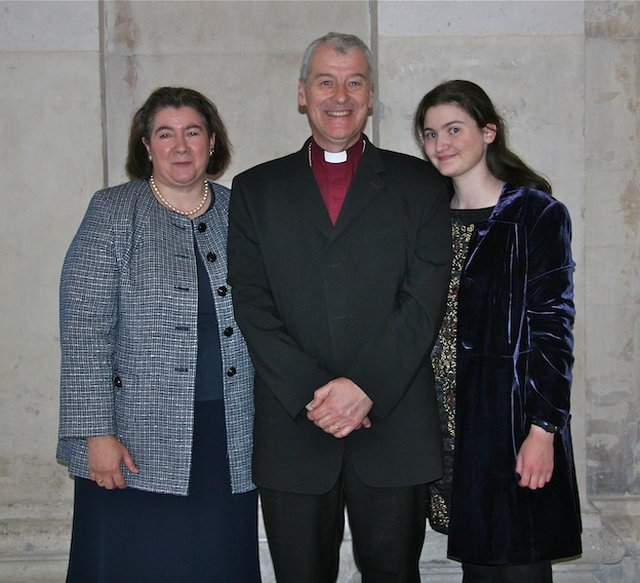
[98, 0, 108, 188]
[369, 0, 379, 145]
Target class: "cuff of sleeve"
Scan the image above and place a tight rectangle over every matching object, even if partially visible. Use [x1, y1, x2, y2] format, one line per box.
[530, 417, 558, 433]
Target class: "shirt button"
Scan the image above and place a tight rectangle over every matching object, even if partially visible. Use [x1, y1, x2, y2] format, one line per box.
[113, 376, 122, 388]
[226, 367, 237, 377]
[217, 286, 228, 296]
[207, 252, 217, 262]
[198, 223, 207, 233]
[223, 327, 234, 337]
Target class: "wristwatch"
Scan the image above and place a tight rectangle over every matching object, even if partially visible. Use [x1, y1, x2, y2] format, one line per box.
[531, 417, 558, 433]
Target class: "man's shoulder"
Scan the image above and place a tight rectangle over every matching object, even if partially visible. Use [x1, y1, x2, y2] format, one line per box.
[375, 146, 436, 172]
[235, 148, 304, 182]
[369, 146, 448, 194]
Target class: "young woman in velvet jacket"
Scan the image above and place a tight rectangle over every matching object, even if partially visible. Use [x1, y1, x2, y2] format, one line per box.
[413, 80, 582, 582]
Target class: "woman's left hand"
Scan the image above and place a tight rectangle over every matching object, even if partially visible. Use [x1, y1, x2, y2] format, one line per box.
[515, 425, 555, 490]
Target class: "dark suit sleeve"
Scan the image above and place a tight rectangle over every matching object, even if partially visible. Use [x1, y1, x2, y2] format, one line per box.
[345, 173, 451, 418]
[228, 176, 335, 419]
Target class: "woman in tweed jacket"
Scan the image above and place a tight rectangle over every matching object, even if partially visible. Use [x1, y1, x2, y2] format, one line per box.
[57, 87, 260, 582]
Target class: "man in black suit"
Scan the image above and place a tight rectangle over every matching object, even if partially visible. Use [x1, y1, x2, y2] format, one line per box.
[228, 32, 451, 582]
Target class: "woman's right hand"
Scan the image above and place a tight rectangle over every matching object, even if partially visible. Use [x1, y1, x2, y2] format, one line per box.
[87, 435, 139, 490]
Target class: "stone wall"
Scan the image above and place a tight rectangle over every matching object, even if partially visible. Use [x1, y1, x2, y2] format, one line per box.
[0, 1, 637, 581]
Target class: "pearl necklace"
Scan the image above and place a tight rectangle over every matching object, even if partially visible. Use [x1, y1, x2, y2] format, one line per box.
[149, 175, 209, 216]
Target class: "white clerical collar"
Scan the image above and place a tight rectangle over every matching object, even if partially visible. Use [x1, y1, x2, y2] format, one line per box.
[324, 150, 348, 164]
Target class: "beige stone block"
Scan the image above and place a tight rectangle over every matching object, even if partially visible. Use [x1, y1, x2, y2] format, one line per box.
[102, 0, 370, 57]
[378, 0, 584, 37]
[0, 50, 102, 507]
[586, 0, 640, 40]
[0, 0, 98, 52]
[102, 51, 311, 186]
[584, 169, 640, 245]
[98, 1, 371, 184]
[377, 35, 585, 185]
[585, 39, 640, 172]
[584, 304, 638, 384]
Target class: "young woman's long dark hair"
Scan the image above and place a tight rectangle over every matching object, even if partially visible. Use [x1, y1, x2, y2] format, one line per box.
[413, 80, 551, 193]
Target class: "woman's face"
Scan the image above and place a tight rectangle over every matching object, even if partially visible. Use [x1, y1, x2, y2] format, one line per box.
[421, 103, 495, 182]
[143, 106, 214, 191]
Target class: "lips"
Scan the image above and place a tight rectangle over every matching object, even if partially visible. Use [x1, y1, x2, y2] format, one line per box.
[326, 110, 351, 117]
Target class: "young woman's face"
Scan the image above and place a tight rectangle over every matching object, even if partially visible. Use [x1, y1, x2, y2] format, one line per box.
[421, 103, 495, 181]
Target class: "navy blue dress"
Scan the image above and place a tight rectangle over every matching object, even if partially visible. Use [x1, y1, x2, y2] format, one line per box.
[65, 234, 261, 583]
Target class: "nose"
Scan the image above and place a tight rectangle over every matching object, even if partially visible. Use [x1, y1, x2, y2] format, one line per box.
[434, 135, 449, 152]
[332, 83, 349, 103]
[174, 134, 188, 152]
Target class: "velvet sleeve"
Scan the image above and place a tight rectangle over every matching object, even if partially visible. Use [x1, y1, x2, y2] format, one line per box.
[524, 198, 575, 429]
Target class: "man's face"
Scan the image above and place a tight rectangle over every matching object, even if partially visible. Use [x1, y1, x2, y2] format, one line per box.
[298, 43, 373, 152]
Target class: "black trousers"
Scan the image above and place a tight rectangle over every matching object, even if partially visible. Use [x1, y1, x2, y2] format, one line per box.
[260, 449, 428, 583]
[462, 562, 553, 583]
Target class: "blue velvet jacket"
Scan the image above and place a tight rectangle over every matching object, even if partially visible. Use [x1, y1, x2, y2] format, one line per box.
[448, 183, 582, 564]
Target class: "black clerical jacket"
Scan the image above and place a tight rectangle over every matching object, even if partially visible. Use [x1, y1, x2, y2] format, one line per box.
[228, 136, 452, 494]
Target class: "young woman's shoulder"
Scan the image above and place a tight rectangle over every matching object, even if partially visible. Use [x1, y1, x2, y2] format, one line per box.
[497, 183, 570, 225]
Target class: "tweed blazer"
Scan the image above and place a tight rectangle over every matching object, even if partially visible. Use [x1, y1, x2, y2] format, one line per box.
[57, 179, 255, 495]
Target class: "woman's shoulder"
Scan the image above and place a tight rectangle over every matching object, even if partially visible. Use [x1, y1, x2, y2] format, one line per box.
[496, 183, 568, 222]
[85, 179, 147, 209]
[92, 179, 149, 203]
[83, 179, 155, 221]
[209, 180, 231, 204]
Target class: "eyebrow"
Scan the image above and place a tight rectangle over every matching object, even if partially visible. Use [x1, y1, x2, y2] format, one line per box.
[423, 120, 466, 132]
[153, 123, 204, 133]
[312, 72, 368, 81]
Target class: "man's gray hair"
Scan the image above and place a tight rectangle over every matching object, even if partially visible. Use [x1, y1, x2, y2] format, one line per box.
[299, 32, 374, 88]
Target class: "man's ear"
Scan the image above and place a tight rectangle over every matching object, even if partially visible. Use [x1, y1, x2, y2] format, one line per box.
[297, 80, 307, 108]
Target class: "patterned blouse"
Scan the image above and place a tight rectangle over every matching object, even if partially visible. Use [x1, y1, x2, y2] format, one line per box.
[428, 206, 494, 534]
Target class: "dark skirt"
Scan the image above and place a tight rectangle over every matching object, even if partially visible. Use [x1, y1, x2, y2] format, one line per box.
[66, 400, 261, 583]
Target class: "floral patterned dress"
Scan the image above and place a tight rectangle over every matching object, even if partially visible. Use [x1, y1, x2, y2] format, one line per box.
[428, 206, 494, 534]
